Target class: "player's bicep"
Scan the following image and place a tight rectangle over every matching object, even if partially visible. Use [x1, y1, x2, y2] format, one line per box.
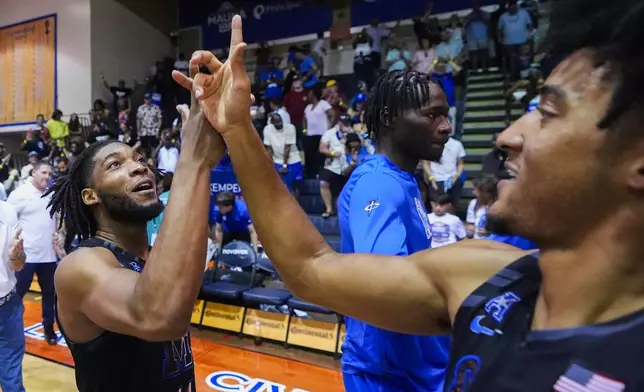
[57, 252, 179, 342]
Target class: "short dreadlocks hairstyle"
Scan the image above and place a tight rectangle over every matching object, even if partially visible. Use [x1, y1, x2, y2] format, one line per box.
[364, 70, 436, 143]
[545, 0, 644, 132]
[45, 140, 164, 242]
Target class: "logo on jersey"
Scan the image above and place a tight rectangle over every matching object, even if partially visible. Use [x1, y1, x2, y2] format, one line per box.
[364, 200, 380, 215]
[554, 364, 625, 392]
[447, 355, 481, 392]
[414, 197, 432, 240]
[469, 292, 521, 336]
[484, 292, 521, 323]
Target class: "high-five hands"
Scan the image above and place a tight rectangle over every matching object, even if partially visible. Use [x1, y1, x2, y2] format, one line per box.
[9, 228, 25, 271]
[174, 57, 226, 168]
[172, 15, 253, 136]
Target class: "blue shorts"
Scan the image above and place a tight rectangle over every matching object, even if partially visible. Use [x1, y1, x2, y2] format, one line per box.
[275, 162, 303, 191]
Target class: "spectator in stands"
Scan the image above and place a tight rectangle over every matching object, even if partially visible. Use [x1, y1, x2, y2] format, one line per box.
[20, 152, 39, 184]
[430, 58, 461, 127]
[348, 92, 367, 128]
[412, 37, 436, 74]
[66, 142, 84, 166]
[497, 0, 533, 80]
[155, 131, 180, 174]
[8, 161, 58, 345]
[147, 83, 163, 107]
[448, 14, 465, 57]
[428, 194, 467, 248]
[137, 93, 163, 158]
[425, 134, 466, 207]
[47, 109, 69, 149]
[147, 173, 173, 246]
[466, 175, 497, 238]
[323, 80, 349, 125]
[365, 19, 392, 69]
[267, 98, 291, 126]
[210, 192, 258, 251]
[295, 49, 318, 89]
[283, 77, 308, 147]
[68, 113, 85, 146]
[385, 35, 413, 72]
[263, 113, 302, 192]
[318, 114, 352, 218]
[53, 157, 69, 182]
[412, 4, 434, 45]
[99, 74, 134, 112]
[22, 126, 49, 158]
[0, 146, 9, 182]
[342, 132, 371, 178]
[255, 41, 272, 83]
[302, 86, 333, 179]
[353, 32, 375, 89]
[312, 31, 327, 77]
[466, 0, 490, 71]
[29, 114, 50, 143]
[481, 134, 508, 178]
[259, 56, 284, 91]
[90, 100, 112, 136]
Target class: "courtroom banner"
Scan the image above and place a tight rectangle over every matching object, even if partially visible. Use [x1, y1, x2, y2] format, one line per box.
[0, 14, 56, 126]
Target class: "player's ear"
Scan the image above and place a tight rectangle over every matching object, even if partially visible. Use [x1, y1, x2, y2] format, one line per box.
[81, 188, 100, 206]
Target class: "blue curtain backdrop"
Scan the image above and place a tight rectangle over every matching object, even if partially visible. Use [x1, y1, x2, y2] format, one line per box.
[179, 0, 498, 50]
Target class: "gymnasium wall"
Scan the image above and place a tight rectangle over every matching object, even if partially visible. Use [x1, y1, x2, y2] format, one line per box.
[90, 0, 172, 104]
[0, 0, 92, 132]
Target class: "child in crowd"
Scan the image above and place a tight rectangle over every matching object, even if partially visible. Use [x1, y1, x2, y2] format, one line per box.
[427, 194, 467, 248]
[466, 175, 498, 239]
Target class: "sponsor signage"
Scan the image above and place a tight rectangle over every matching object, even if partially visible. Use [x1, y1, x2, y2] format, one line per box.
[201, 302, 245, 332]
[191, 300, 205, 324]
[24, 323, 67, 348]
[286, 318, 339, 353]
[242, 309, 288, 342]
[205, 370, 310, 392]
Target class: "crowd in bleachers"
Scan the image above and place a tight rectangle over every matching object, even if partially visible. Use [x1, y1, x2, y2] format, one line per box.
[0, 0, 550, 247]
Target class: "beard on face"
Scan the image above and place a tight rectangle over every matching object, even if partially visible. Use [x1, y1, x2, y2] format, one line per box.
[98, 190, 164, 224]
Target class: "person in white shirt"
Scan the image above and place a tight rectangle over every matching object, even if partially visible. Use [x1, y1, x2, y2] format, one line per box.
[427, 194, 466, 248]
[412, 37, 436, 74]
[267, 98, 291, 126]
[263, 113, 303, 192]
[302, 87, 334, 179]
[155, 132, 180, 174]
[425, 136, 466, 208]
[20, 151, 39, 185]
[466, 175, 498, 239]
[0, 200, 26, 392]
[365, 18, 391, 68]
[7, 161, 58, 345]
[318, 114, 352, 218]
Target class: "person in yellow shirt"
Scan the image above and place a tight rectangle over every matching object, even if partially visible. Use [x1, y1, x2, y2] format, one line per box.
[46, 110, 69, 149]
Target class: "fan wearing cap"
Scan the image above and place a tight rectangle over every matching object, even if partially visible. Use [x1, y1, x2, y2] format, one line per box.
[323, 79, 349, 125]
[210, 192, 258, 252]
[318, 113, 353, 218]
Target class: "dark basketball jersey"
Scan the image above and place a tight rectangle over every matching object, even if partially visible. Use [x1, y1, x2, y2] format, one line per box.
[55, 238, 196, 392]
[444, 253, 644, 392]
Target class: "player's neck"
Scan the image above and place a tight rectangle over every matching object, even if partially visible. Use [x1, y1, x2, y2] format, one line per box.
[95, 219, 149, 260]
[376, 140, 418, 172]
[535, 216, 644, 330]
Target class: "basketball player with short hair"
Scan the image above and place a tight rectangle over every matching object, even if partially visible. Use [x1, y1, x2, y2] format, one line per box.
[49, 66, 225, 390]
[181, 2, 644, 389]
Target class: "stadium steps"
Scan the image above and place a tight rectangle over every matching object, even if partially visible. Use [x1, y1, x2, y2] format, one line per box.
[458, 68, 521, 218]
[298, 179, 341, 250]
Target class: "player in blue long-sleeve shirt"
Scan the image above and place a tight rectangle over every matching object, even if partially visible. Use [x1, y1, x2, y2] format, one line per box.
[337, 71, 453, 392]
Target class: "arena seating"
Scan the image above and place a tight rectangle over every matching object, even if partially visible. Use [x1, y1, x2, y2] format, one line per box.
[298, 179, 342, 252]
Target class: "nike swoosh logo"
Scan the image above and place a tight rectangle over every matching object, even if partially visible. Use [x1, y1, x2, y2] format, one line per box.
[470, 315, 502, 336]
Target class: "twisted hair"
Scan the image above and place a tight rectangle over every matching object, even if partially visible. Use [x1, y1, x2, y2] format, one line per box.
[364, 70, 435, 143]
[45, 140, 164, 242]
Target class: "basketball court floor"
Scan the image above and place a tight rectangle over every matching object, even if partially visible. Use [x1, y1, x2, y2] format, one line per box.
[18, 294, 344, 391]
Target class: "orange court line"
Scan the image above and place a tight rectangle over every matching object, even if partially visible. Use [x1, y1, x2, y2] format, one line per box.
[23, 300, 345, 391]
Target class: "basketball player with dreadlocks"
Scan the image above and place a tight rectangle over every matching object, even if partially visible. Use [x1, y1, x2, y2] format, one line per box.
[182, 2, 644, 389]
[48, 64, 224, 390]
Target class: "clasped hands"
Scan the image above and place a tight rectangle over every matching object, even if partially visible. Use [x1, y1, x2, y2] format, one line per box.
[171, 15, 254, 140]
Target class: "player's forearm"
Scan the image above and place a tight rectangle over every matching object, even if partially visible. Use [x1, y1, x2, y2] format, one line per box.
[134, 160, 211, 333]
[223, 122, 332, 293]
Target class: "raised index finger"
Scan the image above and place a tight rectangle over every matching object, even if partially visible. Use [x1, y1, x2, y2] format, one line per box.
[229, 15, 244, 59]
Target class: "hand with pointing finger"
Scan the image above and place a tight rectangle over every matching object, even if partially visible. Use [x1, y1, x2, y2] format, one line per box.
[172, 15, 253, 136]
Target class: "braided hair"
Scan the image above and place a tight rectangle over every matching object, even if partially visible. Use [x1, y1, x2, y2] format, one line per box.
[45, 140, 163, 242]
[364, 70, 435, 143]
